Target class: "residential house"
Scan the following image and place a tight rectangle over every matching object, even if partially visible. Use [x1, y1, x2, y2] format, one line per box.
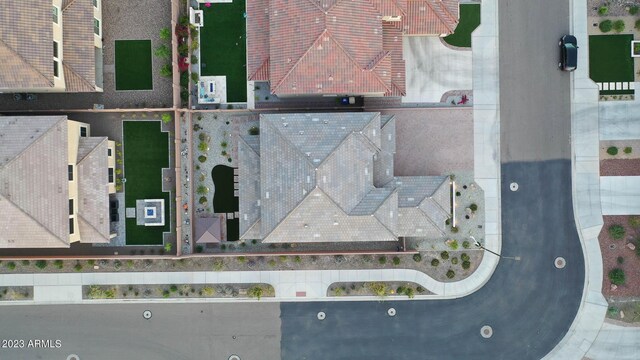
[0, 0, 103, 93]
[238, 112, 451, 243]
[247, 0, 459, 97]
[0, 116, 116, 248]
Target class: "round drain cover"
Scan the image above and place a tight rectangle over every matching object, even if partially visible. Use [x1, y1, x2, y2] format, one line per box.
[387, 308, 396, 317]
[143, 310, 152, 320]
[509, 182, 519, 191]
[229, 355, 241, 360]
[480, 325, 493, 338]
[555, 257, 566, 269]
[67, 355, 80, 360]
[317, 311, 326, 320]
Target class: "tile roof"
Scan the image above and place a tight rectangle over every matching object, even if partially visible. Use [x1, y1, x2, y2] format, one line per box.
[0, 116, 70, 248]
[0, 3, 54, 90]
[238, 112, 451, 243]
[195, 216, 222, 243]
[62, 0, 97, 92]
[77, 137, 111, 243]
[247, 0, 459, 96]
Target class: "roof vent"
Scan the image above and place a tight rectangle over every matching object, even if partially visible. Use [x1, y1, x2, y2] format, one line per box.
[333, 221, 339, 226]
[304, 224, 309, 228]
[283, 122, 288, 127]
[323, 120, 328, 124]
[299, 131, 304, 135]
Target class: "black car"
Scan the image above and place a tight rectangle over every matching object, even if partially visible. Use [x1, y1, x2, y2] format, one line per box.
[559, 35, 577, 71]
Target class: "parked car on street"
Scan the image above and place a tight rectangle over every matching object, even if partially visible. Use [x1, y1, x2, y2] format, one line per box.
[559, 35, 577, 71]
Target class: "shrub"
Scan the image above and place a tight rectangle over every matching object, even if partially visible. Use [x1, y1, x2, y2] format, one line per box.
[54, 260, 64, 269]
[154, 44, 171, 59]
[630, 216, 640, 228]
[600, 19, 613, 32]
[608, 306, 620, 316]
[191, 55, 198, 64]
[159, 63, 172, 77]
[461, 253, 470, 262]
[451, 226, 459, 233]
[249, 126, 259, 135]
[636, 19, 640, 30]
[190, 28, 199, 39]
[198, 141, 209, 152]
[251, 239, 257, 244]
[451, 257, 459, 265]
[608, 224, 625, 240]
[267, 259, 276, 267]
[198, 155, 207, 163]
[624, 147, 632, 154]
[462, 240, 470, 249]
[455, 191, 461, 197]
[35, 260, 47, 269]
[196, 245, 203, 253]
[227, 104, 234, 109]
[378, 256, 387, 264]
[162, 289, 170, 298]
[598, 6, 608, 16]
[159, 27, 171, 41]
[609, 268, 625, 285]
[170, 285, 178, 292]
[392, 256, 400, 265]
[199, 196, 207, 204]
[613, 19, 625, 33]
[161, 113, 172, 124]
[248, 286, 264, 300]
[404, 287, 415, 299]
[446, 270, 455, 279]
[617, 256, 625, 264]
[191, 72, 199, 82]
[469, 203, 478, 212]
[237, 256, 246, 263]
[22, 260, 29, 266]
[294, 255, 302, 263]
[6, 262, 16, 270]
[447, 240, 459, 250]
[462, 260, 471, 270]
[431, 258, 440, 266]
[180, 71, 189, 87]
[74, 263, 83, 271]
[367, 282, 388, 297]
[416, 285, 425, 293]
[440, 251, 449, 260]
[412, 253, 422, 262]
[197, 185, 208, 195]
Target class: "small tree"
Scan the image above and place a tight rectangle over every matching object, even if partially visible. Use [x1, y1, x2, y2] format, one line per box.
[609, 268, 625, 285]
[600, 19, 613, 33]
[161, 113, 172, 124]
[202, 286, 215, 296]
[159, 27, 171, 41]
[159, 63, 172, 77]
[608, 224, 625, 240]
[248, 286, 264, 300]
[154, 44, 171, 59]
[613, 20, 625, 33]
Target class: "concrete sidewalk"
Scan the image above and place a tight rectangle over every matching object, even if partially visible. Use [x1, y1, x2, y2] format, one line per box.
[600, 176, 640, 215]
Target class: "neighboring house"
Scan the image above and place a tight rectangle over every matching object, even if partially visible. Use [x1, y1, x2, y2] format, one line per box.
[238, 112, 451, 243]
[0, 0, 103, 93]
[247, 0, 459, 97]
[0, 116, 116, 248]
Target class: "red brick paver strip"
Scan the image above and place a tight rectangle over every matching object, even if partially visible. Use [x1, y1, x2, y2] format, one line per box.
[600, 159, 640, 176]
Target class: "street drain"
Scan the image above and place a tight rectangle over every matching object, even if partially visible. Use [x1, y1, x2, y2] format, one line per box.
[387, 308, 396, 317]
[229, 355, 241, 360]
[480, 325, 493, 338]
[555, 257, 566, 269]
[143, 310, 152, 319]
[509, 182, 519, 191]
[317, 311, 326, 320]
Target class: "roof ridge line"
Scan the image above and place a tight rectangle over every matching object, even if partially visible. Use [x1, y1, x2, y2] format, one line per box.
[314, 113, 378, 169]
[432, 0, 458, 25]
[263, 118, 316, 168]
[272, 29, 329, 92]
[0, 194, 69, 246]
[78, 214, 110, 242]
[1, 117, 67, 169]
[238, 134, 260, 157]
[350, 185, 394, 215]
[240, 219, 260, 240]
[77, 137, 108, 165]
[249, 57, 270, 81]
[423, 0, 455, 33]
[372, 188, 398, 237]
[0, 39, 54, 88]
[262, 186, 320, 242]
[62, 62, 96, 92]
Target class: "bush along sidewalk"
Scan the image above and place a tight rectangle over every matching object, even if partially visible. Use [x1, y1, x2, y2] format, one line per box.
[83, 283, 274, 300]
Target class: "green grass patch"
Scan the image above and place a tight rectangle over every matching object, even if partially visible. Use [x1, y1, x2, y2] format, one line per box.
[123, 121, 170, 245]
[443, 4, 481, 48]
[589, 35, 634, 94]
[115, 40, 153, 91]
[199, 1, 247, 102]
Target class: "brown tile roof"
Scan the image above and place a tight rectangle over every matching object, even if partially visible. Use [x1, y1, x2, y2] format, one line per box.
[77, 137, 111, 243]
[0, 3, 54, 90]
[62, 0, 97, 92]
[247, 0, 458, 96]
[195, 216, 222, 243]
[0, 116, 70, 248]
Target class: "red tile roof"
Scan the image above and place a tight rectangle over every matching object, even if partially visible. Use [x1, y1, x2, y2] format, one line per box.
[247, 0, 459, 96]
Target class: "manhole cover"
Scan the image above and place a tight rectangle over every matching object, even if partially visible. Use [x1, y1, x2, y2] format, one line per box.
[229, 356, 241, 360]
[317, 311, 326, 320]
[142, 310, 152, 320]
[387, 308, 396, 317]
[555, 257, 566, 269]
[509, 182, 519, 191]
[480, 325, 493, 338]
[67, 355, 80, 360]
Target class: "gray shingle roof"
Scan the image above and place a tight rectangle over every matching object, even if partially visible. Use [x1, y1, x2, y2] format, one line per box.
[62, 0, 97, 92]
[239, 112, 451, 242]
[77, 137, 111, 243]
[0, 116, 70, 248]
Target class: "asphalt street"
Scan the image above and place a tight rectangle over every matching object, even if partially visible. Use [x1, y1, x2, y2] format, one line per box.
[0, 0, 586, 359]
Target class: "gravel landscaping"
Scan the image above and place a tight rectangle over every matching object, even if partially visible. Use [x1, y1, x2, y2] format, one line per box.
[601, 159, 640, 175]
[0, 286, 32, 301]
[598, 215, 640, 298]
[83, 283, 274, 300]
[327, 281, 433, 298]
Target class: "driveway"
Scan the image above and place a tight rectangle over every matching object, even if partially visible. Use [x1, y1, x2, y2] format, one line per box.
[599, 100, 640, 140]
[403, 37, 472, 103]
[387, 108, 473, 176]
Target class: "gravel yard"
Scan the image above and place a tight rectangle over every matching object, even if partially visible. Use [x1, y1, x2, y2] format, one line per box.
[599, 215, 640, 298]
[387, 108, 473, 176]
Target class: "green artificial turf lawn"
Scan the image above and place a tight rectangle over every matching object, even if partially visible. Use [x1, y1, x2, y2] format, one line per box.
[199, 0, 247, 102]
[115, 40, 153, 91]
[123, 121, 170, 245]
[589, 35, 635, 94]
[443, 4, 481, 48]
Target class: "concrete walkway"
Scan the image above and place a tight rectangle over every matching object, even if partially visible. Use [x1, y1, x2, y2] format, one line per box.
[585, 321, 640, 360]
[599, 99, 640, 140]
[402, 36, 472, 103]
[600, 176, 640, 215]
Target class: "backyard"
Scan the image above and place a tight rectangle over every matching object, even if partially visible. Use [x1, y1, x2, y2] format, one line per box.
[123, 121, 170, 245]
[443, 3, 481, 48]
[199, 0, 247, 102]
[589, 34, 635, 95]
[115, 40, 153, 91]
